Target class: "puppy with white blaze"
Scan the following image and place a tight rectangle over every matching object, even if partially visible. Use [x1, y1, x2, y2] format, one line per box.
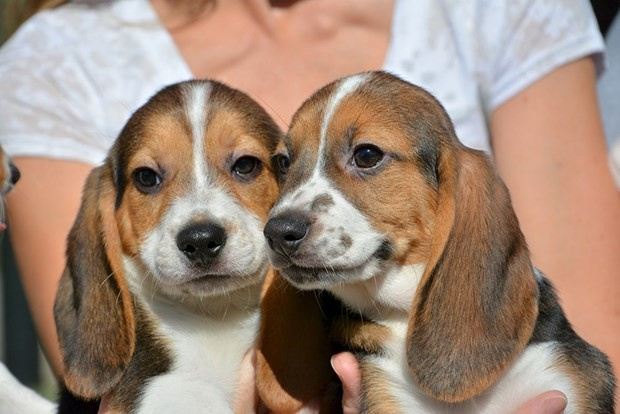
[257, 71, 616, 414]
[54, 79, 282, 413]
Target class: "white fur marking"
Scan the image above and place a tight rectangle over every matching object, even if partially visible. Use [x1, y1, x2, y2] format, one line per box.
[0, 363, 56, 414]
[270, 173, 386, 290]
[368, 338, 575, 413]
[138, 185, 268, 299]
[134, 296, 259, 414]
[315, 73, 369, 174]
[185, 83, 212, 189]
[332, 263, 426, 318]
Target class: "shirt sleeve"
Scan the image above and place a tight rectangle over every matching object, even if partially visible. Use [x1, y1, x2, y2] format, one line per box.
[474, 0, 605, 111]
[0, 12, 110, 165]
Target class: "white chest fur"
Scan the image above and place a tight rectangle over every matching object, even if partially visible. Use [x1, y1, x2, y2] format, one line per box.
[366, 319, 576, 414]
[135, 299, 259, 414]
[329, 264, 577, 413]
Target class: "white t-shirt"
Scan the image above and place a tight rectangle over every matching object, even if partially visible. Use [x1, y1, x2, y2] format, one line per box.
[0, 0, 604, 166]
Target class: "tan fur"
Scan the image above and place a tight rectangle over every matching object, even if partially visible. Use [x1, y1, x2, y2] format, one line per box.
[257, 273, 336, 413]
[360, 364, 407, 414]
[205, 109, 279, 220]
[0, 149, 8, 187]
[407, 149, 538, 402]
[329, 318, 391, 356]
[116, 114, 195, 254]
[54, 79, 282, 405]
[258, 71, 543, 411]
[55, 165, 136, 399]
[325, 93, 438, 266]
[114, 105, 280, 255]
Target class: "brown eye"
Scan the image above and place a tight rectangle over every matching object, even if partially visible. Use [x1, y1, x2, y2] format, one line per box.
[353, 145, 383, 168]
[275, 154, 290, 175]
[133, 167, 162, 194]
[232, 156, 261, 180]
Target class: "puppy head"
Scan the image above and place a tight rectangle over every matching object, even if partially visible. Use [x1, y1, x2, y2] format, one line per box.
[263, 71, 538, 402]
[55, 80, 281, 399]
[265, 72, 448, 291]
[112, 80, 281, 300]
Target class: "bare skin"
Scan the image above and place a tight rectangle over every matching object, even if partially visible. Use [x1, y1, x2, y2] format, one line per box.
[491, 58, 620, 368]
[154, 0, 395, 126]
[6, 0, 618, 412]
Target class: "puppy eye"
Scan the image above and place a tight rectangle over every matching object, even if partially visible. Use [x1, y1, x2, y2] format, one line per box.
[133, 167, 162, 194]
[353, 145, 384, 168]
[232, 156, 261, 179]
[274, 154, 290, 175]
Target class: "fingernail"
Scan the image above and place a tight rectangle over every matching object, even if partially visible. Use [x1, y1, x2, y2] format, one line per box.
[542, 395, 567, 414]
[330, 355, 339, 375]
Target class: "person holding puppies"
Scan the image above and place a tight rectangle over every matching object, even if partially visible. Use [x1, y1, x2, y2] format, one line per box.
[1, 0, 618, 412]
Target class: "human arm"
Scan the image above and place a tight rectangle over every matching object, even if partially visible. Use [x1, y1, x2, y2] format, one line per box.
[490, 57, 620, 373]
[6, 157, 93, 379]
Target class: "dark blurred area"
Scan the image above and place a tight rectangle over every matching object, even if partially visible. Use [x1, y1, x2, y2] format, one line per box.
[591, 0, 620, 36]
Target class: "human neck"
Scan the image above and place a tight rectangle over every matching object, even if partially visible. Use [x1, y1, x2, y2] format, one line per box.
[152, 0, 303, 31]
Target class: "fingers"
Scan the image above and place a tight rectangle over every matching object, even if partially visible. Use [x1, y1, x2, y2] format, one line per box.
[516, 391, 567, 414]
[330, 352, 361, 414]
[234, 349, 259, 414]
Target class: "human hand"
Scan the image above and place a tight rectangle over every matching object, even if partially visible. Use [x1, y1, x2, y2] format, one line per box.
[515, 391, 567, 414]
[330, 351, 568, 414]
[235, 349, 259, 414]
[330, 352, 362, 414]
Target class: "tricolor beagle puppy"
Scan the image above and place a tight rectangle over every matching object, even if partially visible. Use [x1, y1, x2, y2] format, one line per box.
[258, 71, 616, 413]
[54, 79, 281, 413]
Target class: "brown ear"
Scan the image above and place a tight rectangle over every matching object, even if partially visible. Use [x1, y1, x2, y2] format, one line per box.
[257, 270, 338, 413]
[54, 164, 135, 400]
[407, 147, 539, 403]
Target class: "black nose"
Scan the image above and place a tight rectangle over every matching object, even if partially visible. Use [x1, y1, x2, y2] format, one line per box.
[263, 212, 309, 257]
[177, 222, 226, 266]
[9, 163, 20, 186]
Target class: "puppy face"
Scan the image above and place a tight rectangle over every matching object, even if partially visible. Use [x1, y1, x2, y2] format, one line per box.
[112, 80, 281, 299]
[265, 72, 445, 294]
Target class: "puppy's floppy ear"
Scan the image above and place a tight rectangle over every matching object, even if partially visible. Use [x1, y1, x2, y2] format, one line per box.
[54, 164, 135, 400]
[257, 271, 338, 413]
[407, 146, 539, 403]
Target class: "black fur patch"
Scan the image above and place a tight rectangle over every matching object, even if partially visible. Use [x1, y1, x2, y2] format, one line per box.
[530, 273, 616, 413]
[415, 133, 440, 188]
[57, 386, 100, 414]
[109, 302, 173, 412]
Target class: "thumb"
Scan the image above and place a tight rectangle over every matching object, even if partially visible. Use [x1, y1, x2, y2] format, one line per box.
[516, 391, 567, 414]
[331, 352, 362, 414]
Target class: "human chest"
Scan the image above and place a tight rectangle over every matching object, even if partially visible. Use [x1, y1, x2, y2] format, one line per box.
[153, 0, 396, 127]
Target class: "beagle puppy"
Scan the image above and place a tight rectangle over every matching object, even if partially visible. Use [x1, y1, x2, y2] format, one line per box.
[54, 79, 281, 413]
[258, 71, 616, 413]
